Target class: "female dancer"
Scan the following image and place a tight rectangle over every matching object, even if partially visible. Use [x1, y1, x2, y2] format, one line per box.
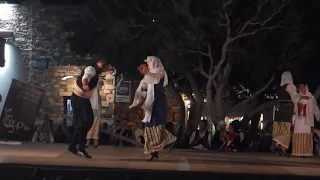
[292, 84, 320, 156]
[272, 71, 299, 156]
[129, 56, 176, 161]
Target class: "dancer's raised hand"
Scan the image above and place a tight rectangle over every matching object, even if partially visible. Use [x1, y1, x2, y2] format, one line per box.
[82, 84, 90, 91]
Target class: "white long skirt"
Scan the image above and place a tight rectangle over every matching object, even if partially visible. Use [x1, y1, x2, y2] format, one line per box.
[292, 116, 313, 156]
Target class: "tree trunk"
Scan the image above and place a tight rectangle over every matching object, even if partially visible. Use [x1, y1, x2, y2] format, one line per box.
[166, 82, 185, 131]
[240, 99, 259, 130]
[184, 72, 204, 129]
[185, 87, 197, 129]
[250, 113, 260, 133]
[214, 86, 225, 123]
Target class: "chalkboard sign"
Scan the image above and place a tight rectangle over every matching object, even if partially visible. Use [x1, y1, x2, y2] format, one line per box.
[0, 79, 45, 141]
[115, 81, 131, 102]
[34, 57, 49, 69]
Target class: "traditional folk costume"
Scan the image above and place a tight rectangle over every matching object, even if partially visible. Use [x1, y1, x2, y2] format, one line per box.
[130, 56, 176, 160]
[272, 72, 299, 155]
[85, 79, 103, 147]
[189, 129, 212, 150]
[68, 64, 102, 158]
[292, 85, 320, 156]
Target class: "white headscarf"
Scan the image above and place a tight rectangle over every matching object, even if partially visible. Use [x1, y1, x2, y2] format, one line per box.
[216, 120, 226, 131]
[144, 56, 168, 87]
[280, 71, 294, 86]
[295, 84, 320, 126]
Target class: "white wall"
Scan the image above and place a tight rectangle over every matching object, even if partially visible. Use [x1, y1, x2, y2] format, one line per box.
[0, 43, 28, 114]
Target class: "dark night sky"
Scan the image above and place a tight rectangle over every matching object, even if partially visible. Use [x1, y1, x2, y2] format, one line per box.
[3, 0, 320, 90]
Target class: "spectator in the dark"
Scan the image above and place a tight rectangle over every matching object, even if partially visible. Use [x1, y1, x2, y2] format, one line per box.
[165, 122, 175, 135]
[99, 123, 111, 145]
[32, 114, 54, 143]
[53, 124, 66, 143]
[257, 123, 273, 153]
[225, 122, 241, 152]
[189, 120, 212, 150]
[212, 120, 227, 150]
[177, 122, 194, 149]
[134, 123, 145, 145]
[115, 119, 134, 146]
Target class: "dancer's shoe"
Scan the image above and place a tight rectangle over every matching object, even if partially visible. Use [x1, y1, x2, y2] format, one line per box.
[68, 145, 77, 155]
[146, 152, 158, 162]
[77, 150, 92, 159]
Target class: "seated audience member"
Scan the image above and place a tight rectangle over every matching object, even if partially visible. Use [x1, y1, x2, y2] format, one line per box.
[189, 120, 212, 150]
[134, 123, 145, 144]
[99, 123, 111, 145]
[115, 119, 134, 146]
[224, 122, 241, 152]
[257, 123, 273, 153]
[166, 122, 175, 135]
[53, 124, 66, 143]
[32, 114, 54, 143]
[212, 120, 227, 150]
[177, 122, 194, 149]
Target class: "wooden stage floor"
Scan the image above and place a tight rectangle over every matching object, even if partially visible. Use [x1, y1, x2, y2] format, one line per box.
[0, 143, 320, 179]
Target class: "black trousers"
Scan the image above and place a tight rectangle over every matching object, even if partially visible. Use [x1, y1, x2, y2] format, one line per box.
[69, 93, 94, 152]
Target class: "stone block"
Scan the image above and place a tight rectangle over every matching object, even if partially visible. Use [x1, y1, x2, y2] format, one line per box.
[104, 85, 114, 90]
[67, 84, 75, 88]
[59, 92, 72, 97]
[103, 79, 113, 86]
[103, 89, 111, 94]
[106, 94, 115, 103]
[101, 101, 109, 107]
[105, 74, 114, 80]
[51, 102, 63, 107]
[99, 92, 106, 97]
[48, 98, 54, 103]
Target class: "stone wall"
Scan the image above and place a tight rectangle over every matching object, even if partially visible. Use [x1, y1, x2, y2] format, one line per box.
[0, 0, 81, 66]
[28, 66, 115, 124]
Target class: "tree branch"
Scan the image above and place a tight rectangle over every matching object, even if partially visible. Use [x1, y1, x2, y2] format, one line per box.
[229, 74, 275, 113]
[248, 100, 277, 117]
[231, 21, 284, 42]
[198, 60, 209, 79]
[231, 0, 290, 42]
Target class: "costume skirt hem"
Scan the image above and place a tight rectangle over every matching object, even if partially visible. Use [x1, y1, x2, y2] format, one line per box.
[143, 125, 177, 155]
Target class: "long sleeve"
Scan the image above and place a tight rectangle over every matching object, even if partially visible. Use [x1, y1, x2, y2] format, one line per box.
[313, 98, 320, 121]
[286, 83, 299, 103]
[189, 131, 196, 145]
[130, 81, 147, 108]
[82, 66, 96, 81]
[31, 132, 38, 142]
[142, 84, 155, 123]
[207, 133, 212, 147]
[97, 78, 103, 89]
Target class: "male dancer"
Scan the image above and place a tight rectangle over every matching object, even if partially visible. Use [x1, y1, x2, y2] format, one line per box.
[68, 55, 105, 158]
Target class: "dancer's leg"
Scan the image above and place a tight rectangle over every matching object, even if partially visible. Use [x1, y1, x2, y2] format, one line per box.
[76, 99, 94, 158]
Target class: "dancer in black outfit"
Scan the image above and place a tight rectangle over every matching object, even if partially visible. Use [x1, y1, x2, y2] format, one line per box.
[68, 56, 105, 158]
